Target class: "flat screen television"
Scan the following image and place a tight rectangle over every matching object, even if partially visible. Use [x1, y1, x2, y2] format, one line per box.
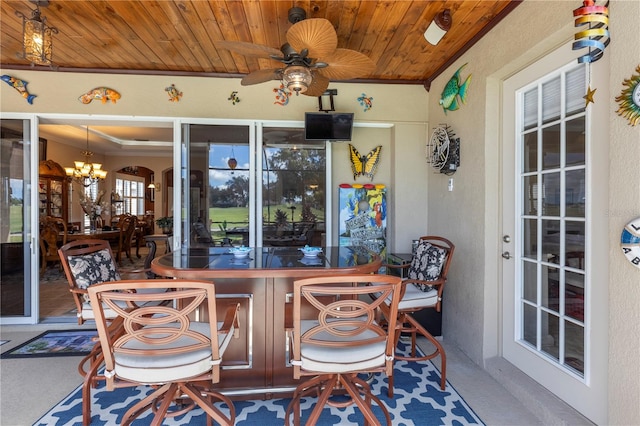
[304, 112, 354, 141]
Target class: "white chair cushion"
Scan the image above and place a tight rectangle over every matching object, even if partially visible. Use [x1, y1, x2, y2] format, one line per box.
[398, 284, 439, 310]
[81, 297, 166, 320]
[377, 284, 439, 311]
[80, 300, 128, 320]
[298, 319, 387, 373]
[114, 321, 232, 384]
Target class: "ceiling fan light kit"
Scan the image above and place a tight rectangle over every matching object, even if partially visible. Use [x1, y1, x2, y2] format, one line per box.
[282, 65, 313, 94]
[218, 8, 374, 98]
[424, 9, 452, 45]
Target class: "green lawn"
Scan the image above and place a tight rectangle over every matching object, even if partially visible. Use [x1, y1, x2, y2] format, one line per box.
[208, 204, 323, 241]
[8, 206, 24, 242]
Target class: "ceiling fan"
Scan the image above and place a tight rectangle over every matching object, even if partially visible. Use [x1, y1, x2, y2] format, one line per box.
[216, 7, 375, 96]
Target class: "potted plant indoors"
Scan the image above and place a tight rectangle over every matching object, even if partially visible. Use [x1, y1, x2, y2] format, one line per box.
[155, 216, 173, 234]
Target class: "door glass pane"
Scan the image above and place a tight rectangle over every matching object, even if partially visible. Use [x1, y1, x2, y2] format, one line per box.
[542, 77, 561, 123]
[523, 303, 537, 347]
[541, 219, 560, 263]
[566, 169, 585, 218]
[542, 124, 561, 170]
[566, 117, 586, 166]
[209, 139, 250, 246]
[565, 221, 585, 268]
[523, 88, 538, 130]
[523, 175, 538, 215]
[542, 264, 559, 312]
[522, 260, 537, 302]
[542, 172, 560, 216]
[1, 120, 32, 318]
[522, 218, 537, 259]
[566, 67, 586, 116]
[188, 124, 250, 247]
[565, 271, 584, 321]
[565, 320, 585, 374]
[262, 128, 325, 247]
[541, 311, 560, 361]
[523, 132, 537, 172]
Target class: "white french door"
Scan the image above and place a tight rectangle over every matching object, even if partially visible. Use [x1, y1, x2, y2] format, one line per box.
[501, 43, 608, 424]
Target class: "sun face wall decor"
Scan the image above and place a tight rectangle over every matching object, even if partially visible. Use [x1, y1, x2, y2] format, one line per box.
[615, 65, 640, 126]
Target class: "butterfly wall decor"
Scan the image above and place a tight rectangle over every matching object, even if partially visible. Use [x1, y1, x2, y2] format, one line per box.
[349, 144, 382, 181]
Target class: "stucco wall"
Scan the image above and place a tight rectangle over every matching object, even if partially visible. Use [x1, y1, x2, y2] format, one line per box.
[427, 0, 639, 424]
[606, 1, 640, 424]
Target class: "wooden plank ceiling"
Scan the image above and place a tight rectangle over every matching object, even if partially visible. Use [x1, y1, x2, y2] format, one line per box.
[1, 1, 520, 90]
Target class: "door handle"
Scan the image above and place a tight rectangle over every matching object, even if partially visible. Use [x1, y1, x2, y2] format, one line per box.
[501, 251, 512, 259]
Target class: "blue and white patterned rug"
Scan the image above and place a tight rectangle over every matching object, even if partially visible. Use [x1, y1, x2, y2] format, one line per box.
[35, 343, 484, 425]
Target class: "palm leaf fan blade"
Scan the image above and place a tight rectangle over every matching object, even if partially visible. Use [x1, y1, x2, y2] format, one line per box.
[286, 18, 337, 59]
[241, 69, 282, 86]
[216, 40, 282, 59]
[303, 74, 330, 97]
[316, 49, 375, 80]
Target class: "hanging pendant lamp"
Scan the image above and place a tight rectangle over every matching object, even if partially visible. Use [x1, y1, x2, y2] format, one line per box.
[228, 146, 237, 174]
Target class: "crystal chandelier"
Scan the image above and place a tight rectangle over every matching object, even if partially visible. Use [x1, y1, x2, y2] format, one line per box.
[282, 65, 313, 95]
[65, 127, 107, 187]
[15, 0, 58, 67]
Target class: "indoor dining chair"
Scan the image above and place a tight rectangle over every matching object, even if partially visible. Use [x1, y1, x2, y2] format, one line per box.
[375, 236, 455, 395]
[88, 279, 240, 425]
[114, 213, 137, 264]
[39, 215, 67, 276]
[285, 274, 402, 426]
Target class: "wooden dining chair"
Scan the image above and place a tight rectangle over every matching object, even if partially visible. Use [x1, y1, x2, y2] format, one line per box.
[285, 274, 402, 426]
[88, 279, 240, 426]
[376, 236, 455, 394]
[39, 216, 67, 276]
[114, 213, 137, 264]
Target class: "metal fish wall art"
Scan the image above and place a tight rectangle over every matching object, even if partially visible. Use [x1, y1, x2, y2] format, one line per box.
[78, 87, 121, 104]
[440, 63, 472, 114]
[1, 75, 36, 104]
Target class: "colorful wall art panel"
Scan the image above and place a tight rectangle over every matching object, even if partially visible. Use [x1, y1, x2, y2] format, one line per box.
[338, 183, 387, 257]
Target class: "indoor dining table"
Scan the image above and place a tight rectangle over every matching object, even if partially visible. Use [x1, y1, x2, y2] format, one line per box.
[151, 245, 382, 398]
[63, 229, 120, 243]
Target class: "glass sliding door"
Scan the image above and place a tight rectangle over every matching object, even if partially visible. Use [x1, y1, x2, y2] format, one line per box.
[184, 124, 252, 247]
[261, 127, 325, 247]
[1, 119, 35, 322]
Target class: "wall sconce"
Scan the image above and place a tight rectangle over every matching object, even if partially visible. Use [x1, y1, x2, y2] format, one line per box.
[424, 9, 452, 45]
[148, 182, 161, 191]
[15, 0, 58, 67]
